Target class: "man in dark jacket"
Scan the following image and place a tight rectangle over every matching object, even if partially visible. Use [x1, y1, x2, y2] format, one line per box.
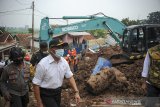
[30, 42, 48, 77]
[0, 47, 30, 107]
[30, 42, 48, 66]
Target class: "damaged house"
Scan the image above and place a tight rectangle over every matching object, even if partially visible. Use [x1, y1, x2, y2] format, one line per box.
[53, 32, 95, 54]
[0, 30, 17, 59]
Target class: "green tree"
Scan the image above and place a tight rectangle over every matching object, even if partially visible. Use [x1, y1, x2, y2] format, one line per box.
[28, 28, 33, 33]
[121, 18, 141, 26]
[88, 29, 108, 38]
[147, 11, 160, 24]
[0, 26, 5, 32]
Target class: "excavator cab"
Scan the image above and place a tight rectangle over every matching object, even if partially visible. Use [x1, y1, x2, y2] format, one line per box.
[122, 24, 160, 58]
[110, 24, 160, 66]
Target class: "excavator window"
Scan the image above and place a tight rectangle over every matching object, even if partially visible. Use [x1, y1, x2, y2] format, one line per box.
[122, 30, 130, 51]
[130, 29, 139, 52]
[137, 28, 145, 52]
[134, 28, 145, 53]
[128, 27, 145, 53]
[155, 27, 160, 41]
[147, 27, 160, 48]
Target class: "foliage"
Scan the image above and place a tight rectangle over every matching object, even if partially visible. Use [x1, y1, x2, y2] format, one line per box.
[121, 18, 141, 26]
[88, 29, 108, 38]
[0, 26, 5, 32]
[28, 28, 33, 33]
[147, 11, 160, 24]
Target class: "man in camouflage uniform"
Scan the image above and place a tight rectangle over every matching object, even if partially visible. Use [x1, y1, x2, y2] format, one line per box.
[0, 47, 30, 107]
[142, 44, 160, 107]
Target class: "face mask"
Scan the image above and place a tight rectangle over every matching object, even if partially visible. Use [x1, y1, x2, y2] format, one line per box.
[13, 58, 23, 65]
[55, 49, 64, 57]
[43, 51, 48, 54]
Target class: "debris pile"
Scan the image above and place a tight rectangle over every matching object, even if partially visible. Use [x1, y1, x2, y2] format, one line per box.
[61, 45, 146, 106]
[86, 67, 127, 95]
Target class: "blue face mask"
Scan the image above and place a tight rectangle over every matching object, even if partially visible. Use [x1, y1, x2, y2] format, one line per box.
[55, 49, 64, 57]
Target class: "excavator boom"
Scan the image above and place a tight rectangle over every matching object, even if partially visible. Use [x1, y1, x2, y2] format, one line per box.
[39, 16, 126, 46]
[39, 15, 160, 65]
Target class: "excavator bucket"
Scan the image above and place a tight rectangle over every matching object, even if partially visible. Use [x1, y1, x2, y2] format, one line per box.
[109, 54, 134, 66]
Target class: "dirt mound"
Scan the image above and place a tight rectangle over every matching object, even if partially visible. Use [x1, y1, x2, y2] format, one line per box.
[61, 45, 146, 106]
[86, 67, 127, 95]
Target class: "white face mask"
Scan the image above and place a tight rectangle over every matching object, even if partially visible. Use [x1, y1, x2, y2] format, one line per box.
[43, 51, 48, 54]
[55, 49, 64, 57]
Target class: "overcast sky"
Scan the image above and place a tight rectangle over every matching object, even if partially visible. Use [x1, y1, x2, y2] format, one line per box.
[0, 0, 160, 29]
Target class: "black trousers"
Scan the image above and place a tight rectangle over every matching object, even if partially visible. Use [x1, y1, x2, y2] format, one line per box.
[145, 83, 160, 107]
[40, 87, 62, 107]
[10, 92, 29, 107]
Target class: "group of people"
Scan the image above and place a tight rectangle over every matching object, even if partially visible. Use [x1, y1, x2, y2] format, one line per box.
[0, 38, 81, 107]
[0, 37, 160, 107]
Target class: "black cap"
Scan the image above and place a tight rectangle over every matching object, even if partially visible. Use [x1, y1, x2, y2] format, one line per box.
[49, 38, 68, 48]
[9, 47, 25, 60]
[39, 41, 48, 49]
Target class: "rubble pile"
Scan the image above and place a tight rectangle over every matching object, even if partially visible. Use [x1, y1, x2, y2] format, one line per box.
[116, 59, 145, 95]
[61, 45, 146, 106]
[86, 67, 127, 95]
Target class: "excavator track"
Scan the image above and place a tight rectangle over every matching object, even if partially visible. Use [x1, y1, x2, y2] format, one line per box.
[109, 54, 134, 66]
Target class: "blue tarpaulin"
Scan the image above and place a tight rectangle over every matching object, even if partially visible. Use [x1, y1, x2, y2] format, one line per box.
[92, 57, 112, 75]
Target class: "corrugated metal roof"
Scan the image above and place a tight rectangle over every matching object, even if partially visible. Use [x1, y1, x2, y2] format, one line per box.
[105, 35, 117, 46]
[88, 35, 117, 51]
[88, 38, 106, 51]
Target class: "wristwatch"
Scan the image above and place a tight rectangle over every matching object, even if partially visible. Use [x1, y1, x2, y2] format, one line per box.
[74, 90, 79, 94]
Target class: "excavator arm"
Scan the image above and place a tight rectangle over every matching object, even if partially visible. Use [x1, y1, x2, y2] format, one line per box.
[39, 15, 160, 66]
[39, 15, 126, 46]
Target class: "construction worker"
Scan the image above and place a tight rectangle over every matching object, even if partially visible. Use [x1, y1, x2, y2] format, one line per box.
[68, 48, 78, 72]
[142, 44, 160, 107]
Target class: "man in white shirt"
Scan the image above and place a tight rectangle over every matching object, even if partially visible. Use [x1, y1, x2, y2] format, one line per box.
[32, 38, 80, 107]
[142, 44, 160, 107]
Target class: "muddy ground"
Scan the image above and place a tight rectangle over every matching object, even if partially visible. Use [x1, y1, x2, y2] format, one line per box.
[60, 46, 146, 107]
[25, 46, 147, 107]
